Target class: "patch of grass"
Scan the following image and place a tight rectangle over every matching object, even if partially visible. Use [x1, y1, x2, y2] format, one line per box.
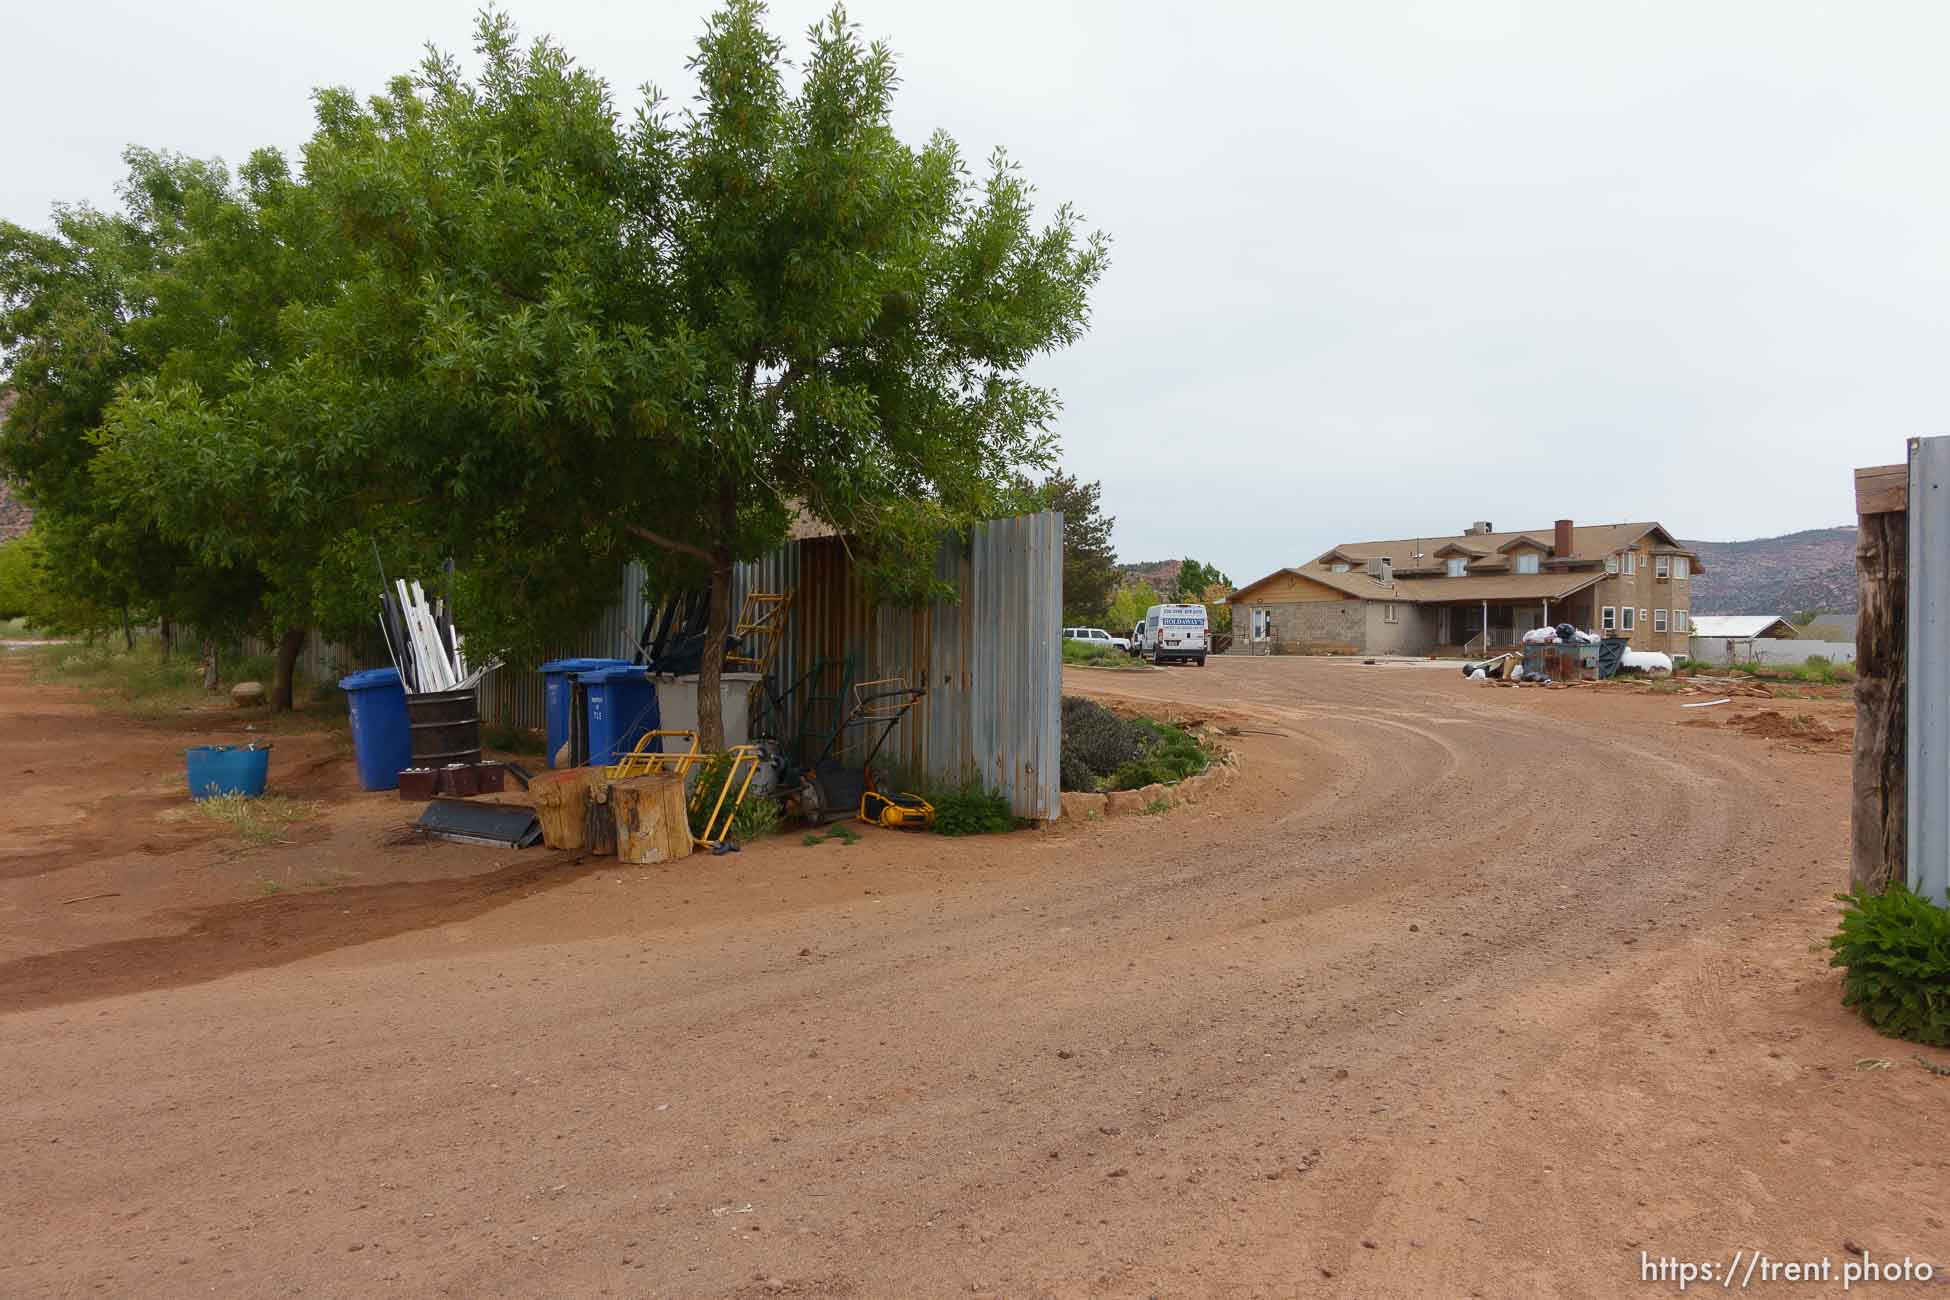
[1728, 656, 1857, 686]
[1062, 640, 1142, 669]
[172, 793, 321, 846]
[1830, 885, 1950, 1046]
[730, 794, 783, 842]
[1141, 798, 1171, 816]
[0, 615, 46, 639]
[802, 824, 860, 846]
[34, 641, 208, 714]
[929, 782, 1014, 837]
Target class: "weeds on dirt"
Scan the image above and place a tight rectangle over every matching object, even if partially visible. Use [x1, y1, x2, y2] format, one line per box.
[1729, 656, 1857, 686]
[1829, 885, 1950, 1047]
[1141, 798, 1171, 815]
[34, 641, 207, 714]
[929, 783, 1014, 836]
[802, 825, 860, 847]
[172, 794, 321, 846]
[730, 795, 783, 842]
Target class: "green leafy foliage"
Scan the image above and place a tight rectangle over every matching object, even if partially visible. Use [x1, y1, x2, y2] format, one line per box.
[1829, 886, 1950, 1046]
[730, 795, 783, 843]
[1044, 472, 1118, 624]
[1105, 581, 1161, 637]
[1106, 719, 1210, 790]
[930, 783, 1013, 836]
[1062, 639, 1133, 667]
[1728, 657, 1857, 685]
[1173, 558, 1229, 602]
[1057, 695, 1211, 792]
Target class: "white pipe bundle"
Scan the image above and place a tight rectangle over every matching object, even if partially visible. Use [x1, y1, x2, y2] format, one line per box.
[385, 578, 499, 695]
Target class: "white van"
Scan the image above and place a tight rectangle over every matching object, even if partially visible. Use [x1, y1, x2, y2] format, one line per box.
[1142, 603, 1209, 666]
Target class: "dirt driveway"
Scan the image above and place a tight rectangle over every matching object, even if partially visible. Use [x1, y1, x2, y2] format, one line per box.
[2, 654, 1942, 1298]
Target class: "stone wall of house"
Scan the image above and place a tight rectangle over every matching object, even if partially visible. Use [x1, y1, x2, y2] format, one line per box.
[1242, 600, 1367, 654]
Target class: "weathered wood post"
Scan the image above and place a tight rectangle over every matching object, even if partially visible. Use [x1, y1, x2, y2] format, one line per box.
[1851, 462, 1907, 891]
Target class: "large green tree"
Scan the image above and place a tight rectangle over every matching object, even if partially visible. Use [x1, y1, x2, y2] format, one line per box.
[231, 5, 1105, 744]
[0, 150, 270, 655]
[1045, 471, 1118, 624]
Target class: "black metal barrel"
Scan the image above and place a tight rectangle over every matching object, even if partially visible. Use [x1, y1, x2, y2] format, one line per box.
[407, 687, 482, 767]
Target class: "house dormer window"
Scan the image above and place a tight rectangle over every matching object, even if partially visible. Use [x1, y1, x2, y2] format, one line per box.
[1606, 554, 1619, 575]
[1446, 557, 1466, 577]
[1330, 562, 1350, 573]
[1515, 553, 1540, 574]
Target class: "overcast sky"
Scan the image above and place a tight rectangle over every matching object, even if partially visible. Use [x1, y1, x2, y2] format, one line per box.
[8, 1, 1944, 580]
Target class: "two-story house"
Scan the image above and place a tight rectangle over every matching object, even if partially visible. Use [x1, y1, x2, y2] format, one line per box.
[1227, 519, 1703, 658]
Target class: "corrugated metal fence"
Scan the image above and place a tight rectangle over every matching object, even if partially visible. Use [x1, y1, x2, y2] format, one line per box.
[731, 512, 1063, 820]
[249, 512, 1064, 820]
[1908, 434, 1948, 905]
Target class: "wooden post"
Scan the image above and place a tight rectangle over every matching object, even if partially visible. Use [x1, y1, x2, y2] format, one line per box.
[612, 774, 694, 865]
[1852, 463, 1908, 892]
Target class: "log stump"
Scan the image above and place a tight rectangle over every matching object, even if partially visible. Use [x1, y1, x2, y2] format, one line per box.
[612, 774, 693, 865]
[531, 768, 597, 852]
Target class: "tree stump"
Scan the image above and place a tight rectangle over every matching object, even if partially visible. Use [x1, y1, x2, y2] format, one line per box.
[531, 768, 597, 851]
[612, 775, 693, 865]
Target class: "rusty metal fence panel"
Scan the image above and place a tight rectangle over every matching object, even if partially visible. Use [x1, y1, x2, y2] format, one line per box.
[733, 511, 1062, 820]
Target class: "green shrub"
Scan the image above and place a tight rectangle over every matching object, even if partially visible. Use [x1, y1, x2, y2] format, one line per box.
[730, 794, 782, 842]
[1061, 696, 1147, 782]
[1105, 718, 1209, 790]
[686, 751, 742, 839]
[1062, 639, 1131, 667]
[931, 782, 1014, 836]
[484, 723, 545, 755]
[1829, 885, 1950, 1046]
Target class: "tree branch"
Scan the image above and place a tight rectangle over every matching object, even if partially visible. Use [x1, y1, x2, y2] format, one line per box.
[624, 521, 714, 563]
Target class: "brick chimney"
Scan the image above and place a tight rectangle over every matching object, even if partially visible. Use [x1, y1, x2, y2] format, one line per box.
[1554, 518, 1574, 557]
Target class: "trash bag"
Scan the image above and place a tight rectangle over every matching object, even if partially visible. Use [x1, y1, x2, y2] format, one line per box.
[1555, 623, 1577, 641]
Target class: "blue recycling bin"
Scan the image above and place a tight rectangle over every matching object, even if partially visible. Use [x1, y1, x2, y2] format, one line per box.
[339, 667, 413, 791]
[582, 665, 661, 766]
[539, 657, 630, 768]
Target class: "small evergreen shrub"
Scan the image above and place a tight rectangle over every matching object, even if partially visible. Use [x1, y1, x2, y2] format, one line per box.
[1105, 718, 1209, 790]
[1829, 885, 1950, 1046]
[931, 783, 1014, 836]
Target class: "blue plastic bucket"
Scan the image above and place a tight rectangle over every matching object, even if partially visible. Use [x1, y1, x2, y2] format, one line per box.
[184, 745, 271, 800]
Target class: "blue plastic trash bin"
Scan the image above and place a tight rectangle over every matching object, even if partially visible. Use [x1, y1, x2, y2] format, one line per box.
[339, 667, 413, 791]
[540, 657, 630, 768]
[184, 745, 271, 800]
[582, 665, 661, 766]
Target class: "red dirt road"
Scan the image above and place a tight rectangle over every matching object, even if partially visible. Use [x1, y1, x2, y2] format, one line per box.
[2, 654, 1943, 1298]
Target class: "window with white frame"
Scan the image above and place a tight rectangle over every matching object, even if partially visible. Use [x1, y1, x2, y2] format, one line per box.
[1606, 554, 1619, 575]
[1655, 555, 1671, 579]
[1252, 608, 1271, 641]
[1654, 608, 1669, 632]
[1515, 552, 1540, 574]
[1623, 551, 1636, 576]
[1446, 557, 1466, 577]
[1621, 606, 1636, 631]
[1601, 606, 1617, 631]
[1674, 556, 1690, 580]
[1673, 609, 1689, 633]
[1383, 603, 1399, 624]
[1330, 562, 1350, 573]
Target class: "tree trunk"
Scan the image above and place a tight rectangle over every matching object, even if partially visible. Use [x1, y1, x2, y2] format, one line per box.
[272, 626, 306, 713]
[201, 639, 220, 691]
[159, 616, 175, 658]
[120, 605, 133, 652]
[1851, 508, 1906, 892]
[698, 550, 732, 752]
